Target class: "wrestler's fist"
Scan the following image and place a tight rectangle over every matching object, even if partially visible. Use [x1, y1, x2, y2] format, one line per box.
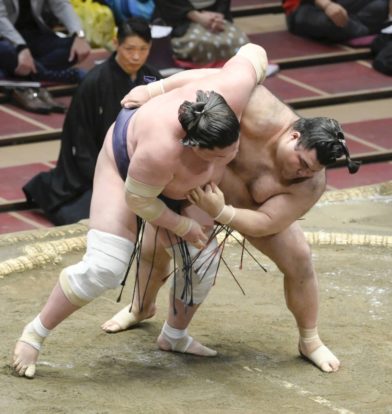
[187, 183, 225, 218]
[121, 85, 150, 108]
[183, 219, 208, 249]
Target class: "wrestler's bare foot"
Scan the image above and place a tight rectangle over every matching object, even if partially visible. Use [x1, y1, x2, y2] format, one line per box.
[157, 332, 217, 357]
[298, 337, 340, 373]
[101, 304, 156, 333]
[13, 341, 39, 378]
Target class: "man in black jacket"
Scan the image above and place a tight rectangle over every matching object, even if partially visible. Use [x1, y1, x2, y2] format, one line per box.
[23, 17, 161, 225]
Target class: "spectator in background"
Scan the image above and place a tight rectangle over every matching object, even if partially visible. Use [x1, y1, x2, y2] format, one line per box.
[104, 0, 156, 25]
[371, 0, 392, 75]
[283, 0, 389, 43]
[154, 0, 249, 68]
[0, 0, 91, 113]
[23, 17, 161, 225]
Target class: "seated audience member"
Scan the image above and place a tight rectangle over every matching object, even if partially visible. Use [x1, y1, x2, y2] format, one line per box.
[0, 0, 91, 112]
[371, 19, 392, 75]
[23, 17, 161, 225]
[154, 0, 249, 67]
[283, 0, 389, 43]
[104, 0, 156, 25]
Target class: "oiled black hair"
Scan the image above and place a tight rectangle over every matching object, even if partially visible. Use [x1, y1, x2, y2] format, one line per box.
[178, 90, 240, 149]
[294, 117, 360, 174]
[117, 17, 152, 44]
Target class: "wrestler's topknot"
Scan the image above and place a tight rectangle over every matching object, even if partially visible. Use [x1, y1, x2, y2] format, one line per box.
[294, 117, 360, 174]
[178, 90, 240, 149]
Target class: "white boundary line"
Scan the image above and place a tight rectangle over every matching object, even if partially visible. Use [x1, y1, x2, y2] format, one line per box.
[244, 366, 356, 414]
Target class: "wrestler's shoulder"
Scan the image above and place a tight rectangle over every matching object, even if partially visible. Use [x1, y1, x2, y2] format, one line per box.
[299, 172, 326, 197]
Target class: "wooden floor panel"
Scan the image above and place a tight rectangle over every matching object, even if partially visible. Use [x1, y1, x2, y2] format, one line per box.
[327, 162, 392, 189]
[0, 163, 52, 202]
[0, 96, 70, 142]
[343, 119, 392, 149]
[0, 210, 53, 233]
[283, 61, 392, 94]
[0, 106, 44, 136]
[249, 31, 346, 61]
[264, 61, 392, 106]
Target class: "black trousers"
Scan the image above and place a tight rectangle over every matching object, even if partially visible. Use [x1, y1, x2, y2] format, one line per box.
[0, 29, 75, 79]
[287, 0, 389, 42]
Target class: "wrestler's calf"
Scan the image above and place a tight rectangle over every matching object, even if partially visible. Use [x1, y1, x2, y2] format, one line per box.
[13, 229, 134, 378]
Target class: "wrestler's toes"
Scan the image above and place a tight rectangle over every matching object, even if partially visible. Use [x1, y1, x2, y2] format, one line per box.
[101, 320, 122, 333]
[320, 361, 334, 373]
[12, 358, 23, 374]
[25, 364, 36, 378]
[13, 341, 39, 378]
[187, 340, 217, 357]
[101, 306, 156, 333]
[13, 357, 36, 378]
[319, 354, 340, 373]
[299, 343, 340, 373]
[327, 358, 340, 373]
[13, 359, 27, 377]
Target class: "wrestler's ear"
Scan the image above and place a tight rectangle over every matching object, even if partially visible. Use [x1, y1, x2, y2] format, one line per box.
[291, 130, 301, 141]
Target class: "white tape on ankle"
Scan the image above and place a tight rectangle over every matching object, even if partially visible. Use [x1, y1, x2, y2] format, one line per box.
[19, 316, 50, 351]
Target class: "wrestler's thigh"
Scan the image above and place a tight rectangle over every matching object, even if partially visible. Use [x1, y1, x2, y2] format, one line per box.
[141, 224, 171, 269]
[244, 222, 311, 273]
[89, 148, 137, 241]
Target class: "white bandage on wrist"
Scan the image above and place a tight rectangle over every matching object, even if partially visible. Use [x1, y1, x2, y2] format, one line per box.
[236, 43, 268, 83]
[172, 216, 193, 237]
[147, 79, 165, 98]
[213, 205, 235, 225]
[125, 176, 166, 222]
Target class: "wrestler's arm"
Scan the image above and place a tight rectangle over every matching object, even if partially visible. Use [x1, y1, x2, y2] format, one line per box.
[125, 142, 208, 248]
[188, 179, 325, 237]
[187, 43, 267, 116]
[122, 43, 267, 109]
[121, 69, 217, 108]
[228, 191, 323, 237]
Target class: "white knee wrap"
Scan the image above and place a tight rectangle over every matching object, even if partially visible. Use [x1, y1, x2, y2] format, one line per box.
[60, 229, 134, 306]
[169, 237, 220, 304]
